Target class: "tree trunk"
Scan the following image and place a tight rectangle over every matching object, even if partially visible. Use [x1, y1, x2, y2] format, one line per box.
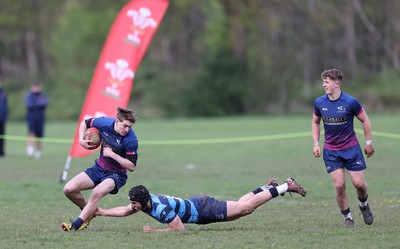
[25, 30, 39, 77]
[221, 0, 247, 60]
[344, 1, 357, 76]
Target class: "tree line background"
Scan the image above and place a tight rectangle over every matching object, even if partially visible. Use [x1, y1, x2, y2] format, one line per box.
[0, 0, 399, 120]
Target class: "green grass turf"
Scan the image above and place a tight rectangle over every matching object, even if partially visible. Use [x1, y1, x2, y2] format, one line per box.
[0, 114, 399, 249]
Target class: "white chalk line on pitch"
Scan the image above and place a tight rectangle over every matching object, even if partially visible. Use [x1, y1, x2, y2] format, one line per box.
[0, 129, 399, 145]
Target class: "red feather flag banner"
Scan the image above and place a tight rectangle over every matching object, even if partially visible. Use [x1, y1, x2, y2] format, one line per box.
[60, 0, 169, 183]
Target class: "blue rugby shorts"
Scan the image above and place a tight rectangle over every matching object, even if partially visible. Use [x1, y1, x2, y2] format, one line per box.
[190, 195, 227, 224]
[84, 163, 127, 194]
[323, 144, 367, 173]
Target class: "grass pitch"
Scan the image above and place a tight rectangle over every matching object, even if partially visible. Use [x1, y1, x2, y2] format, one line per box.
[0, 114, 399, 249]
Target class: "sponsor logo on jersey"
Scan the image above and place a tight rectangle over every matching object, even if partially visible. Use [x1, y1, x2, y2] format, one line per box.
[322, 116, 347, 125]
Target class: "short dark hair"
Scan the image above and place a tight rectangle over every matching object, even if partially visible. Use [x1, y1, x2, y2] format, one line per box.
[116, 107, 137, 124]
[321, 69, 343, 81]
[128, 185, 150, 210]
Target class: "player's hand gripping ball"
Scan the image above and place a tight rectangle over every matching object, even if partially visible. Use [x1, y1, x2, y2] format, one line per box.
[84, 127, 102, 150]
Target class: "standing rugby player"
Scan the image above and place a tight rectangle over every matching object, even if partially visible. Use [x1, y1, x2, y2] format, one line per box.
[312, 69, 374, 226]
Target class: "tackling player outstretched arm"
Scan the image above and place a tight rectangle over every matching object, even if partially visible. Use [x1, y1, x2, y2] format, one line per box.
[312, 113, 322, 157]
[143, 216, 185, 233]
[357, 111, 375, 158]
[96, 205, 135, 217]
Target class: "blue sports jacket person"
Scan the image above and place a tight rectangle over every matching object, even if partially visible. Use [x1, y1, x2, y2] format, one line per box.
[0, 87, 7, 122]
[25, 89, 48, 126]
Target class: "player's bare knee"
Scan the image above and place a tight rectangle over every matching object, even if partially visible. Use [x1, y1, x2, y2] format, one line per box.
[63, 184, 74, 196]
[239, 204, 255, 216]
[243, 209, 254, 216]
[241, 208, 256, 217]
[334, 183, 346, 194]
[354, 182, 367, 192]
[89, 189, 107, 202]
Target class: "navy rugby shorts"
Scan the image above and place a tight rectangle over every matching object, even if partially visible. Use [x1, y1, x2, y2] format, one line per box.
[190, 195, 227, 224]
[84, 163, 127, 194]
[323, 144, 367, 173]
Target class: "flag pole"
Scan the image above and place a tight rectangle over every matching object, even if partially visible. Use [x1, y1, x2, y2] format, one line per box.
[59, 155, 72, 183]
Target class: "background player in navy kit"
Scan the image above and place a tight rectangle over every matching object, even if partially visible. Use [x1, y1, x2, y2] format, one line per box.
[62, 107, 139, 231]
[95, 177, 306, 232]
[312, 69, 374, 226]
[25, 81, 48, 159]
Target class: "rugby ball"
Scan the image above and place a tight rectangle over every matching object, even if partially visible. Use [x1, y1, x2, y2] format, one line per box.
[84, 127, 102, 150]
